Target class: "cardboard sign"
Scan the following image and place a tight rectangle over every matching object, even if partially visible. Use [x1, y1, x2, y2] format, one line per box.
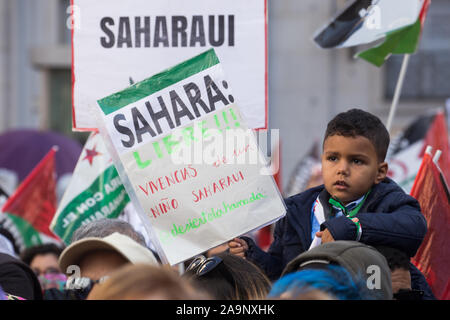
[72, 0, 267, 131]
[95, 49, 285, 265]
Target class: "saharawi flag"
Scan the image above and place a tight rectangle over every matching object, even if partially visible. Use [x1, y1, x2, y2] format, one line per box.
[314, 0, 431, 66]
[50, 132, 130, 244]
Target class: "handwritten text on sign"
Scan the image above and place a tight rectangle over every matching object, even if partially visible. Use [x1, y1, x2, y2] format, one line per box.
[97, 50, 285, 265]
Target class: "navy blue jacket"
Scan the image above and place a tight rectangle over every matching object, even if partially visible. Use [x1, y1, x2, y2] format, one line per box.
[243, 178, 435, 299]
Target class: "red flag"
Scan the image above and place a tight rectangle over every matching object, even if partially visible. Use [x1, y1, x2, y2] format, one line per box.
[411, 150, 450, 300]
[421, 110, 450, 184]
[1, 147, 59, 240]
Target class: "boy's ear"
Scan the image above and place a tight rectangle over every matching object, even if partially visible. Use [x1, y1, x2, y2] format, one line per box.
[375, 162, 388, 184]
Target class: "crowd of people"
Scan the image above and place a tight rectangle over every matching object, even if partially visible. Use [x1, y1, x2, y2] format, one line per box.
[0, 218, 430, 300]
[0, 109, 437, 300]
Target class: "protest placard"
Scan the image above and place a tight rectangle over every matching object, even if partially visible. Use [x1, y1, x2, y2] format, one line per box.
[95, 49, 285, 265]
[72, 0, 267, 131]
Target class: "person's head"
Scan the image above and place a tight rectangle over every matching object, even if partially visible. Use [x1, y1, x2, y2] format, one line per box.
[87, 264, 209, 300]
[183, 252, 271, 300]
[59, 232, 159, 299]
[269, 265, 372, 300]
[375, 246, 423, 300]
[71, 218, 147, 247]
[282, 241, 393, 299]
[21, 243, 64, 276]
[322, 109, 390, 204]
[21, 243, 66, 292]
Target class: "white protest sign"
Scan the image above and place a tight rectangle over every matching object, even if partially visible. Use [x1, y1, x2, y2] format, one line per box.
[72, 0, 267, 131]
[95, 49, 285, 265]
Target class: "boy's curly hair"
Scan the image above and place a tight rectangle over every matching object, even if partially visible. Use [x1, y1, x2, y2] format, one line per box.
[324, 109, 390, 162]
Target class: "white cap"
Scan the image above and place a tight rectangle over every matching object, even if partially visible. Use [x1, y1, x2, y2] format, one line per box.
[59, 232, 159, 272]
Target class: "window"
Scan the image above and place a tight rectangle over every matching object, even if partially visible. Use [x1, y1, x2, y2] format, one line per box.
[59, 0, 71, 44]
[385, 0, 450, 99]
[47, 0, 89, 144]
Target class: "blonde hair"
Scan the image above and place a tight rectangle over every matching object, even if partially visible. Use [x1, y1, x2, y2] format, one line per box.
[87, 263, 209, 300]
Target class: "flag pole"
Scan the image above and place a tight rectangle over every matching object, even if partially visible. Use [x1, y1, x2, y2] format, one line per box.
[386, 54, 411, 134]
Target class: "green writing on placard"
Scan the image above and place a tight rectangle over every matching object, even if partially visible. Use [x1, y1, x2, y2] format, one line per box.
[158, 192, 266, 245]
[131, 107, 241, 170]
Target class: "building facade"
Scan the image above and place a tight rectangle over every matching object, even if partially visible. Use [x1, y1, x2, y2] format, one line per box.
[0, 0, 448, 192]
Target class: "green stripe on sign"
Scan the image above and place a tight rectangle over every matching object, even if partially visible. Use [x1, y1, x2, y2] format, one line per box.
[97, 49, 220, 115]
[51, 165, 130, 244]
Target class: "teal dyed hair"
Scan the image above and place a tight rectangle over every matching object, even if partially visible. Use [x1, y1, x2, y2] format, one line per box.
[268, 265, 375, 300]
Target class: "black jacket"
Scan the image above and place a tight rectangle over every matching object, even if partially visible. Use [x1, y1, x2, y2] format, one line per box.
[243, 178, 435, 299]
[0, 252, 42, 300]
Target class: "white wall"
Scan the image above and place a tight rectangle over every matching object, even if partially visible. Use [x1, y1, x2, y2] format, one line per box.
[0, 0, 66, 132]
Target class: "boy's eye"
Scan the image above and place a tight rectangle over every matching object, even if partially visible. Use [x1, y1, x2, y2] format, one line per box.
[352, 159, 363, 164]
[327, 156, 337, 161]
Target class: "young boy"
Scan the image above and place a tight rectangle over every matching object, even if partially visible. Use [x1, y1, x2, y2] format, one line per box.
[229, 109, 434, 298]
